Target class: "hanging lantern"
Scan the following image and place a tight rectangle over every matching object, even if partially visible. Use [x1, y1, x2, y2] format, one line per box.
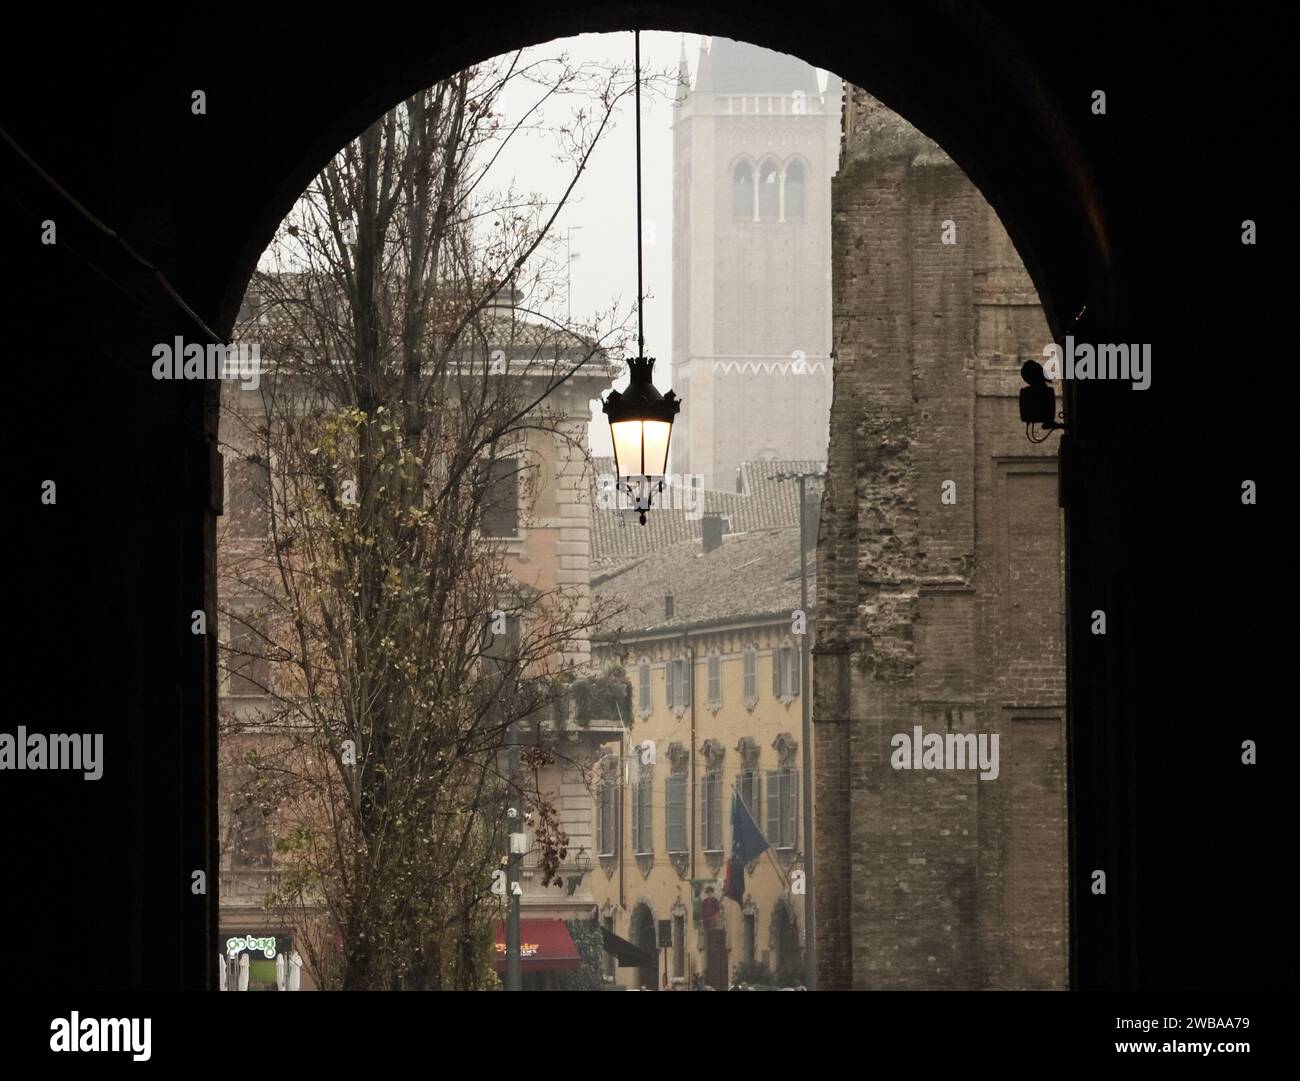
[601, 30, 682, 526]
[603, 357, 679, 523]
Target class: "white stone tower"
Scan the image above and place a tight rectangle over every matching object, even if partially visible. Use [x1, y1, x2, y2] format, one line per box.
[671, 37, 840, 489]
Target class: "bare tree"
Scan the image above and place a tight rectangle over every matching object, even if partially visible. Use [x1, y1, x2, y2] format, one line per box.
[217, 49, 658, 990]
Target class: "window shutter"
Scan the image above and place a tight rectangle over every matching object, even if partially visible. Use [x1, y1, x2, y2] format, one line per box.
[599, 783, 618, 857]
[596, 784, 608, 855]
[229, 456, 270, 539]
[773, 648, 782, 697]
[640, 782, 653, 853]
[666, 775, 685, 852]
[765, 771, 780, 843]
[665, 777, 672, 850]
[638, 661, 651, 710]
[791, 645, 802, 697]
[744, 651, 756, 700]
[631, 782, 642, 852]
[739, 770, 757, 820]
[700, 775, 711, 850]
[784, 770, 798, 848]
[229, 616, 269, 696]
[666, 661, 677, 709]
[682, 659, 692, 704]
[708, 655, 721, 706]
[481, 457, 520, 537]
[711, 775, 722, 850]
[606, 784, 615, 856]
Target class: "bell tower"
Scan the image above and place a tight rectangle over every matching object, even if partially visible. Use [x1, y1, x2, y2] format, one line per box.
[671, 37, 840, 488]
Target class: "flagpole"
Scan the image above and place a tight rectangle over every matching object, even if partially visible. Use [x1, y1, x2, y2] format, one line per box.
[726, 782, 787, 890]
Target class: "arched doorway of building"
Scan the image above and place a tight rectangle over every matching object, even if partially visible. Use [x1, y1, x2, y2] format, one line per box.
[770, 899, 802, 984]
[628, 902, 658, 990]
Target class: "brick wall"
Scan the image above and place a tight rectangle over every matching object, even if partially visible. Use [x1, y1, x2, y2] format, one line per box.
[814, 89, 1066, 989]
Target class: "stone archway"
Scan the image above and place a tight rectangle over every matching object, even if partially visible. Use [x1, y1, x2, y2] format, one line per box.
[6, 2, 1271, 993]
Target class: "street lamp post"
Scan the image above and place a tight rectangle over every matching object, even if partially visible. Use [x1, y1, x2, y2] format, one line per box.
[776, 468, 823, 990]
[505, 722, 523, 992]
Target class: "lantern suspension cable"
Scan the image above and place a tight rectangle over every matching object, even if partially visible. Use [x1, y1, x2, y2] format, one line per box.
[635, 29, 645, 358]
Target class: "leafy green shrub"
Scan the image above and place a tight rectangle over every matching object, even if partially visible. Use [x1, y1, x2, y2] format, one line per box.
[732, 959, 775, 986]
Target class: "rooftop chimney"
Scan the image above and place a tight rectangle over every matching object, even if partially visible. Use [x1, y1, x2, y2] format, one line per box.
[664, 591, 674, 619]
[702, 514, 726, 552]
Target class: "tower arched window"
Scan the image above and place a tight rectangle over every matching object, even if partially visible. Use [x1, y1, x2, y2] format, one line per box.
[758, 159, 780, 221]
[785, 160, 806, 221]
[733, 161, 753, 218]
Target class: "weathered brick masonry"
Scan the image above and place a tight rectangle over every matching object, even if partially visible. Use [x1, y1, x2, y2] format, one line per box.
[814, 90, 1067, 989]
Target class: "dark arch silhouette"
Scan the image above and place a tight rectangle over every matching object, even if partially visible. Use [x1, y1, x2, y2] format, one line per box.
[4, 1, 1272, 994]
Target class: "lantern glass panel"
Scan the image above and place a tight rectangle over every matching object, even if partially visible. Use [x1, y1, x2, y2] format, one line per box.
[641, 420, 672, 477]
[611, 419, 673, 478]
[610, 419, 644, 476]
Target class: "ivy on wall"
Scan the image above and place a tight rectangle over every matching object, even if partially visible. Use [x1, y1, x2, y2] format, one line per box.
[554, 918, 604, 991]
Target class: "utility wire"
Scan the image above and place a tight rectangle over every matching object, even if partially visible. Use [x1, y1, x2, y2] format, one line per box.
[0, 124, 225, 345]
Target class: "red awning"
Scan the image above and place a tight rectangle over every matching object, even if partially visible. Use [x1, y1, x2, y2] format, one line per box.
[493, 919, 582, 973]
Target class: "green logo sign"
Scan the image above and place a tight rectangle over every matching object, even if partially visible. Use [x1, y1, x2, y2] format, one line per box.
[226, 935, 277, 959]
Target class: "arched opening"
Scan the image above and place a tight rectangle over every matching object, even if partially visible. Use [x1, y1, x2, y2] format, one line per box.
[628, 902, 658, 989]
[220, 25, 1066, 997]
[215, 28, 1067, 997]
[770, 899, 802, 983]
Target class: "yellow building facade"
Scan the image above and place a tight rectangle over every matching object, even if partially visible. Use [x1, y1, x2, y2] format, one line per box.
[589, 526, 810, 989]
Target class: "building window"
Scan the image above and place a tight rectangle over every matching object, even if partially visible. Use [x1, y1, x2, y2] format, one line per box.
[785, 160, 806, 221]
[742, 649, 758, 706]
[733, 161, 753, 218]
[739, 767, 761, 821]
[229, 796, 272, 869]
[701, 770, 723, 852]
[674, 914, 686, 977]
[666, 657, 691, 710]
[665, 773, 687, 853]
[227, 614, 269, 697]
[631, 770, 653, 855]
[596, 781, 618, 857]
[773, 645, 801, 698]
[479, 456, 520, 537]
[707, 654, 721, 708]
[758, 159, 780, 221]
[765, 768, 798, 849]
[637, 660, 651, 712]
[744, 912, 757, 963]
[227, 453, 270, 539]
[482, 611, 520, 663]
